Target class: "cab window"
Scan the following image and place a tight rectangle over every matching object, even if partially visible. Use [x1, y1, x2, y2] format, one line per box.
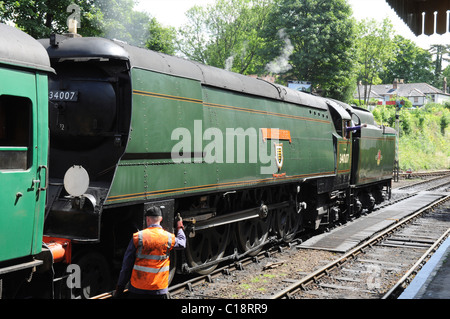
[328, 106, 344, 137]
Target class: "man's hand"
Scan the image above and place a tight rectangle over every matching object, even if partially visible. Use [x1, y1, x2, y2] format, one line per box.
[176, 213, 184, 231]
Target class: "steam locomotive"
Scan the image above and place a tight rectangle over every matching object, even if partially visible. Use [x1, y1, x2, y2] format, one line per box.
[0, 24, 396, 298]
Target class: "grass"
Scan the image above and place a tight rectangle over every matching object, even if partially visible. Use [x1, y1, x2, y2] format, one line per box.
[237, 273, 283, 296]
[372, 102, 450, 171]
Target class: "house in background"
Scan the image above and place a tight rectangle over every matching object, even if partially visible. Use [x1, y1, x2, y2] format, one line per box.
[355, 79, 450, 108]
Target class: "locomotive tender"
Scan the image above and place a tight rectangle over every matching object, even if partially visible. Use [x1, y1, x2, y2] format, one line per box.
[1, 24, 396, 298]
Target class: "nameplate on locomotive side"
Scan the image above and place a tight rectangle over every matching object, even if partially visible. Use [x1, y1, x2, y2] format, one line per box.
[260, 128, 292, 143]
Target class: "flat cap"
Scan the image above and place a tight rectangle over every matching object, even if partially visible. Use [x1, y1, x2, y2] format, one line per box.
[145, 206, 162, 217]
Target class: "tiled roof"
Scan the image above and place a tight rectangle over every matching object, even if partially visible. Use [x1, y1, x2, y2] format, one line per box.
[354, 87, 382, 99]
[355, 83, 448, 98]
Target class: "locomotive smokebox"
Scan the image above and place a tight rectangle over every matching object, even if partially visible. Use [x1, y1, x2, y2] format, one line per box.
[48, 65, 117, 150]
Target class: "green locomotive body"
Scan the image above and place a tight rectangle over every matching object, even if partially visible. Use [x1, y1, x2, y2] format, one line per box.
[352, 124, 396, 186]
[107, 67, 337, 205]
[37, 35, 396, 296]
[349, 107, 396, 212]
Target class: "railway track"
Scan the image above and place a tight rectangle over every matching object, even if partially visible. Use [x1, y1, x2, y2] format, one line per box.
[273, 194, 450, 299]
[169, 193, 450, 299]
[397, 170, 450, 180]
[170, 175, 450, 299]
[91, 173, 450, 300]
[397, 174, 450, 192]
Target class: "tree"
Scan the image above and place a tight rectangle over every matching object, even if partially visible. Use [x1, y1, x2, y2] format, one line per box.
[177, 5, 209, 63]
[429, 44, 450, 90]
[355, 18, 394, 105]
[0, 0, 104, 38]
[95, 0, 150, 47]
[444, 65, 450, 79]
[443, 65, 450, 94]
[146, 17, 177, 55]
[261, 0, 356, 101]
[380, 35, 434, 84]
[177, 0, 273, 74]
[0, 0, 151, 46]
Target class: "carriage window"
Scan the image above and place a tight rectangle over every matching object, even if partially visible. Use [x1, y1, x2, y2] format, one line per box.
[0, 95, 32, 170]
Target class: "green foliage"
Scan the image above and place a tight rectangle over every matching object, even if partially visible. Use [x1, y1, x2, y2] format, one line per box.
[96, 0, 150, 47]
[440, 113, 449, 135]
[0, 0, 104, 38]
[352, 98, 378, 108]
[372, 105, 395, 127]
[177, 0, 272, 74]
[373, 103, 450, 170]
[145, 17, 177, 55]
[443, 65, 450, 84]
[261, 0, 356, 101]
[429, 45, 450, 91]
[0, 0, 178, 51]
[177, 0, 356, 101]
[354, 18, 394, 105]
[379, 35, 434, 84]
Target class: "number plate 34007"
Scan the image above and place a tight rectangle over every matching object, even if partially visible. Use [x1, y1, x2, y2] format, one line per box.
[49, 90, 78, 101]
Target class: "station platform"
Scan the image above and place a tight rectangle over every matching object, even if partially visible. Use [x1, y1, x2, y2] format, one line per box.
[298, 192, 445, 253]
[399, 235, 450, 299]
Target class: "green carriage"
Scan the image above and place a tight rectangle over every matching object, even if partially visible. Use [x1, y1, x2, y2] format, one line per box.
[0, 24, 53, 298]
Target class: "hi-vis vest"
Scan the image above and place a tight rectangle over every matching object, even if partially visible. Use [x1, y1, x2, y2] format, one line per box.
[131, 226, 176, 291]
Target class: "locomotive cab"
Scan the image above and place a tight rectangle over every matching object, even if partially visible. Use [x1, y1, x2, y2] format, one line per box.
[326, 100, 352, 190]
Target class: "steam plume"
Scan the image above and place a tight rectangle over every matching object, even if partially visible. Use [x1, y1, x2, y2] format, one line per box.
[265, 29, 293, 74]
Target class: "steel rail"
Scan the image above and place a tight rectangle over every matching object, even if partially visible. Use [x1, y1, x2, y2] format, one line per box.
[382, 227, 450, 299]
[397, 170, 450, 180]
[397, 174, 450, 190]
[272, 194, 450, 299]
[169, 236, 300, 296]
[90, 236, 295, 300]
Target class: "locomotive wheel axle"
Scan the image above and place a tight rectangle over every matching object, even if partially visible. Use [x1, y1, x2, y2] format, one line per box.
[183, 197, 305, 274]
[186, 201, 290, 237]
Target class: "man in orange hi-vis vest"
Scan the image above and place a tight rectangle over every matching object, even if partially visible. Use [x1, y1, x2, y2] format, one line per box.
[114, 206, 186, 299]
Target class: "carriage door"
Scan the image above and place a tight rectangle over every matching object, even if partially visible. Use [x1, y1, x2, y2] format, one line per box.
[0, 68, 44, 262]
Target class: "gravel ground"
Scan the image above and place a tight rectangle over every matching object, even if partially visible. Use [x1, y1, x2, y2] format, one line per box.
[177, 248, 339, 299]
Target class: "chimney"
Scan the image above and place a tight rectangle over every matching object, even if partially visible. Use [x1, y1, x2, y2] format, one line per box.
[393, 78, 398, 90]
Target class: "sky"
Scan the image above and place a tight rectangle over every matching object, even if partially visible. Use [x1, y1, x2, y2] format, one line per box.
[135, 0, 449, 49]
